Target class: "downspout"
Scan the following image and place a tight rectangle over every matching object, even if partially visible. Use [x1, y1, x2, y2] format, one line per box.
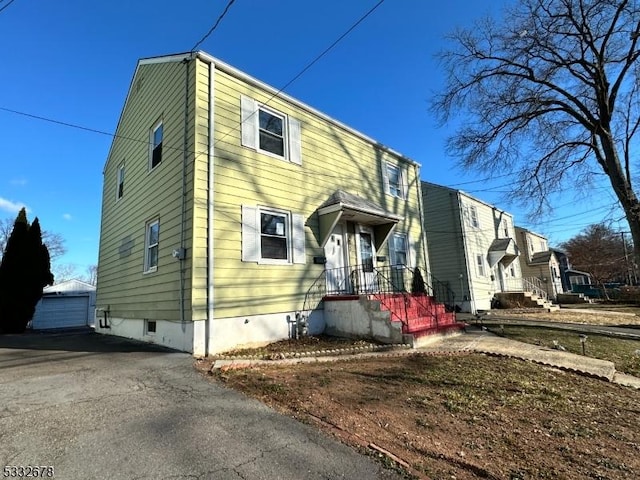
[414, 165, 429, 273]
[456, 192, 476, 314]
[179, 57, 191, 325]
[206, 61, 215, 356]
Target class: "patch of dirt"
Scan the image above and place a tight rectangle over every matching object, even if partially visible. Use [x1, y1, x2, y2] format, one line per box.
[201, 353, 640, 479]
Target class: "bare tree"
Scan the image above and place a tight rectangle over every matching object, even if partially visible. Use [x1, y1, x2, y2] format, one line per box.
[433, 0, 640, 264]
[52, 263, 78, 283]
[560, 223, 631, 284]
[83, 265, 97, 286]
[0, 216, 66, 261]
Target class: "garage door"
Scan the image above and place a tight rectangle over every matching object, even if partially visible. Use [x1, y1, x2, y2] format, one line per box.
[31, 295, 90, 329]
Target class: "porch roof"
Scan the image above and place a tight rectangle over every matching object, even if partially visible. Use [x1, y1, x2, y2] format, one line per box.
[487, 238, 519, 268]
[317, 190, 403, 248]
[530, 251, 554, 265]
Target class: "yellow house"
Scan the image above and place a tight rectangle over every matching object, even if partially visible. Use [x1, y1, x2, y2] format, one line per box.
[96, 51, 455, 355]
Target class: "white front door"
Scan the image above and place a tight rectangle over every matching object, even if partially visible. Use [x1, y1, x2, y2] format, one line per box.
[325, 224, 348, 293]
[356, 226, 377, 293]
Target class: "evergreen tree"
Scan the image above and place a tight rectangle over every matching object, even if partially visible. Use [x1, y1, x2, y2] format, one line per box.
[0, 209, 54, 334]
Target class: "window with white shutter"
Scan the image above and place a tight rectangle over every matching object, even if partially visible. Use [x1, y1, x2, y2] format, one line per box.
[241, 205, 306, 264]
[240, 95, 302, 165]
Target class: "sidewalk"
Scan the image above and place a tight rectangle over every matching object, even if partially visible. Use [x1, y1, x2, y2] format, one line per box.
[417, 327, 640, 388]
[211, 327, 640, 389]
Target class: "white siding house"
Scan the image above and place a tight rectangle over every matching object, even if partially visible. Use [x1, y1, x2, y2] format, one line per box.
[422, 182, 521, 312]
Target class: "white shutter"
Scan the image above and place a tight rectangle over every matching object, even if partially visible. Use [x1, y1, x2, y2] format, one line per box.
[241, 205, 260, 262]
[288, 117, 302, 165]
[381, 161, 390, 195]
[240, 95, 258, 149]
[408, 233, 417, 268]
[292, 213, 306, 264]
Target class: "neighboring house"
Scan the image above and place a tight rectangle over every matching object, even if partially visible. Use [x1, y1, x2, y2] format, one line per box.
[30, 279, 96, 330]
[96, 51, 453, 356]
[515, 227, 563, 299]
[422, 183, 521, 313]
[551, 248, 592, 292]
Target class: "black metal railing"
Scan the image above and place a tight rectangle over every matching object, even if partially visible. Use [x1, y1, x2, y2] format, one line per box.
[300, 264, 457, 331]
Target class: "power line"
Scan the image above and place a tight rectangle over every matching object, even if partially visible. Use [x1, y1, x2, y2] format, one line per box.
[191, 0, 236, 52]
[213, 0, 387, 148]
[0, 0, 17, 14]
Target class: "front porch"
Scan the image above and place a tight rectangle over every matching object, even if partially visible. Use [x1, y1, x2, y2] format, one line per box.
[303, 264, 466, 346]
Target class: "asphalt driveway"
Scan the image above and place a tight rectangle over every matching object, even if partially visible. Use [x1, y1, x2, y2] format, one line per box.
[0, 331, 401, 480]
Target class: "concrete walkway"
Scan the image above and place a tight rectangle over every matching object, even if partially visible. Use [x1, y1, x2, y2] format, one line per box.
[212, 327, 640, 389]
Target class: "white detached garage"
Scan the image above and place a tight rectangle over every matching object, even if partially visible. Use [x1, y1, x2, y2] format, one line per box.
[30, 279, 96, 330]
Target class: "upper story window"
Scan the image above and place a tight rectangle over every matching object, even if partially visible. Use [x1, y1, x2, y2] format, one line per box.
[144, 219, 160, 273]
[469, 205, 480, 228]
[240, 95, 302, 165]
[383, 163, 407, 199]
[259, 108, 285, 157]
[116, 163, 125, 200]
[150, 120, 163, 170]
[502, 219, 509, 237]
[242, 205, 306, 265]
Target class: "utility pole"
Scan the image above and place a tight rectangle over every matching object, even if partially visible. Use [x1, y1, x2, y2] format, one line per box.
[621, 231, 632, 285]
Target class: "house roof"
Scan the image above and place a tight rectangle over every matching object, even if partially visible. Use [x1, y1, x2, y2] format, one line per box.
[487, 238, 519, 267]
[317, 190, 402, 248]
[318, 190, 401, 220]
[421, 181, 515, 217]
[530, 251, 554, 264]
[105, 51, 420, 172]
[44, 279, 96, 294]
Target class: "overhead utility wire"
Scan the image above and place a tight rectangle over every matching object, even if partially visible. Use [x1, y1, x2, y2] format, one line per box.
[0, 0, 17, 14]
[191, 0, 236, 52]
[213, 0, 387, 148]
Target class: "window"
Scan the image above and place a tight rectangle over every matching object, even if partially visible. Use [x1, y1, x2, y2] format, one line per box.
[144, 319, 156, 335]
[390, 233, 408, 266]
[260, 211, 288, 260]
[259, 108, 285, 157]
[144, 219, 159, 272]
[476, 254, 486, 277]
[150, 120, 163, 170]
[469, 206, 480, 228]
[116, 163, 125, 200]
[242, 205, 306, 264]
[383, 162, 406, 199]
[240, 95, 302, 164]
[503, 219, 509, 237]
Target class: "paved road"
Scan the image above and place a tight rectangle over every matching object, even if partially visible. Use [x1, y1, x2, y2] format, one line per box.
[0, 332, 401, 480]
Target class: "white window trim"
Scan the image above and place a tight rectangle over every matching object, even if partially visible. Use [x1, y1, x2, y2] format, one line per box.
[257, 106, 288, 160]
[469, 205, 480, 228]
[242, 205, 306, 265]
[390, 233, 408, 267]
[144, 219, 160, 273]
[240, 95, 302, 165]
[149, 119, 163, 171]
[476, 254, 486, 277]
[116, 163, 125, 201]
[259, 208, 292, 265]
[382, 162, 407, 200]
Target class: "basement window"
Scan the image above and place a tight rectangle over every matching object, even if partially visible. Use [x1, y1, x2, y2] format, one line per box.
[145, 319, 156, 335]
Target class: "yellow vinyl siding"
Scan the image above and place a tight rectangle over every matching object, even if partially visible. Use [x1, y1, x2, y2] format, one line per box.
[208, 67, 425, 319]
[97, 59, 197, 322]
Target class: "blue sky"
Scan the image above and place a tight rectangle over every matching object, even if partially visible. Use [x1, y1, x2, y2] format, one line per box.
[0, 0, 624, 276]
